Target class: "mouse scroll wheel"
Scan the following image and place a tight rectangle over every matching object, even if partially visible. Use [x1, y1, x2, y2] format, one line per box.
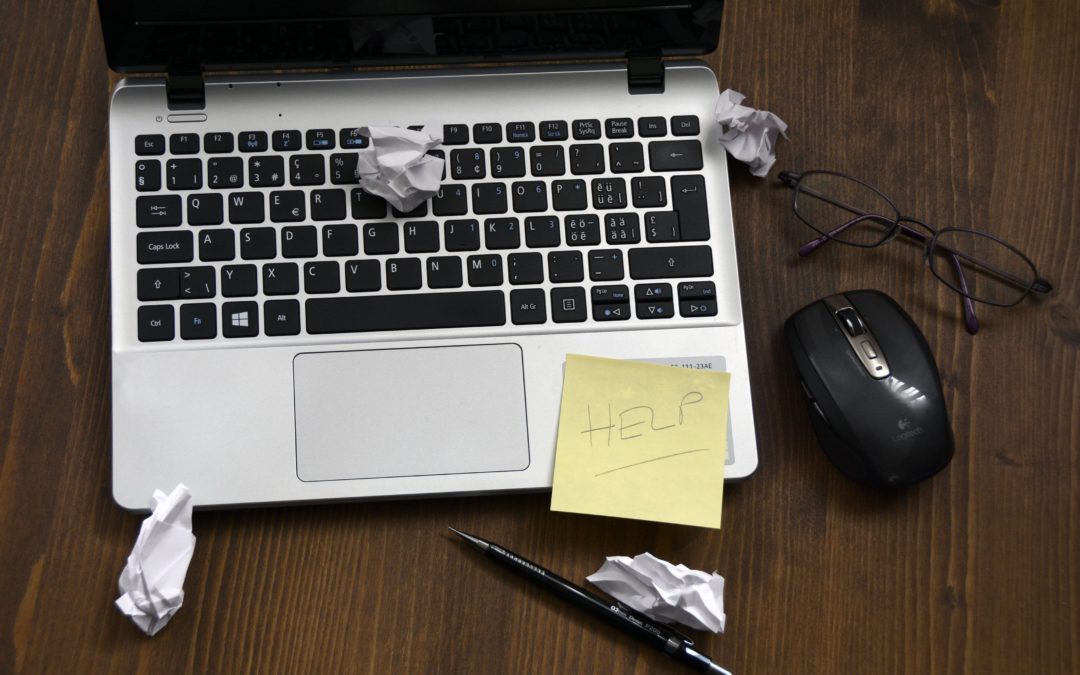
[835, 308, 867, 337]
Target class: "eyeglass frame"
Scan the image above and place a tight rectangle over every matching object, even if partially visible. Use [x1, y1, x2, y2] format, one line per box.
[778, 170, 1052, 335]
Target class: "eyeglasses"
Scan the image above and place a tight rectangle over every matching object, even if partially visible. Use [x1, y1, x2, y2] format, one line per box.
[778, 170, 1052, 334]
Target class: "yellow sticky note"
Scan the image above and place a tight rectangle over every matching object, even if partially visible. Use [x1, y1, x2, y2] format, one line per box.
[550, 354, 731, 529]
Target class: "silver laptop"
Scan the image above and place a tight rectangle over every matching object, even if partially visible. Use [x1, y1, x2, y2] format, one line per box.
[101, 0, 758, 510]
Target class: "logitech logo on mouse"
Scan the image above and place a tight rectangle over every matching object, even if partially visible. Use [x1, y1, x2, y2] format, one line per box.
[892, 418, 924, 442]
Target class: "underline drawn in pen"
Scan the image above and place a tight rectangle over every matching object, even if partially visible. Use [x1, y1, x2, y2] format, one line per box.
[594, 448, 711, 477]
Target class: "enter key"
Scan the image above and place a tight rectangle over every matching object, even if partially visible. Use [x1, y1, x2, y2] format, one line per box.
[671, 175, 710, 241]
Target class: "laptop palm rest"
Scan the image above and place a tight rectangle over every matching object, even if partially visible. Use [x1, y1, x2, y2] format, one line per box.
[293, 344, 530, 481]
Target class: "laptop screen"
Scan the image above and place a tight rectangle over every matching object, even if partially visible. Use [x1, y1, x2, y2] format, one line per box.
[98, 1, 723, 73]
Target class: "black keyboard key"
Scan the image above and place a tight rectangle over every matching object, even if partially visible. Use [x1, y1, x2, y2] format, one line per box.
[570, 144, 605, 175]
[304, 261, 340, 294]
[263, 262, 299, 295]
[363, 222, 399, 254]
[329, 153, 360, 185]
[467, 254, 503, 286]
[606, 118, 634, 138]
[136, 195, 182, 227]
[179, 266, 215, 299]
[306, 129, 335, 150]
[282, 226, 318, 258]
[228, 192, 265, 224]
[591, 178, 627, 209]
[180, 303, 217, 339]
[135, 159, 161, 192]
[547, 250, 584, 283]
[484, 218, 520, 249]
[473, 123, 502, 143]
[432, 184, 468, 216]
[198, 228, 235, 261]
[249, 156, 285, 187]
[221, 265, 258, 297]
[593, 300, 630, 321]
[240, 227, 276, 259]
[671, 115, 700, 136]
[649, 140, 704, 172]
[137, 268, 180, 301]
[307, 291, 506, 334]
[609, 142, 645, 173]
[645, 211, 680, 242]
[345, 259, 381, 292]
[135, 134, 165, 156]
[530, 146, 566, 177]
[524, 216, 560, 248]
[322, 224, 359, 256]
[351, 189, 388, 219]
[222, 301, 259, 337]
[632, 176, 667, 208]
[137, 231, 193, 264]
[386, 258, 422, 290]
[339, 128, 369, 149]
[678, 281, 717, 299]
[207, 157, 244, 189]
[564, 215, 601, 246]
[539, 120, 568, 141]
[272, 130, 303, 151]
[512, 181, 547, 212]
[166, 159, 202, 190]
[443, 124, 469, 145]
[420, 256, 459, 288]
[589, 249, 625, 281]
[169, 133, 199, 155]
[238, 131, 268, 152]
[451, 149, 486, 180]
[472, 183, 508, 214]
[270, 190, 306, 222]
[310, 189, 347, 221]
[404, 221, 440, 253]
[204, 132, 234, 153]
[638, 117, 667, 137]
[635, 283, 673, 301]
[628, 245, 714, 279]
[671, 175, 710, 240]
[491, 147, 526, 178]
[509, 252, 543, 284]
[188, 193, 224, 225]
[605, 213, 641, 244]
[290, 155, 325, 186]
[506, 122, 535, 142]
[265, 299, 301, 336]
[592, 284, 630, 304]
[573, 119, 601, 140]
[510, 288, 546, 324]
[551, 287, 587, 322]
[445, 219, 480, 251]
[549, 180, 586, 211]
[680, 298, 718, 317]
[138, 305, 174, 342]
[392, 202, 428, 219]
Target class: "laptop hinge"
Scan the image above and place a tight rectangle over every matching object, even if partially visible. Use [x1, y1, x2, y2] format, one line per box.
[166, 69, 205, 111]
[627, 53, 665, 95]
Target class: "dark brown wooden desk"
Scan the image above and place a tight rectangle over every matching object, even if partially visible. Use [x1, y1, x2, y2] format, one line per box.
[1, 1, 1077, 672]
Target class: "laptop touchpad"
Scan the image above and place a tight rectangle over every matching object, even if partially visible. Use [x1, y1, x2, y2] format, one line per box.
[293, 344, 530, 481]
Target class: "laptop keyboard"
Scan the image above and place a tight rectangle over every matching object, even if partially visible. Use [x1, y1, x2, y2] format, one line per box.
[131, 116, 719, 342]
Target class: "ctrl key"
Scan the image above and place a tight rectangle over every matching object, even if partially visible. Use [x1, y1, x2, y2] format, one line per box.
[137, 305, 174, 342]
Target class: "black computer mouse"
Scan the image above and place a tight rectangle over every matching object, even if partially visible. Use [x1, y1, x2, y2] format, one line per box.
[784, 290, 954, 486]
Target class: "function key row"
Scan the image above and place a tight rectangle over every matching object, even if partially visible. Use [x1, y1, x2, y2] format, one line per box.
[134, 116, 701, 156]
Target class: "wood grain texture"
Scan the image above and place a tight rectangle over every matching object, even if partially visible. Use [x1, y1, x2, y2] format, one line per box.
[1, 0, 1077, 673]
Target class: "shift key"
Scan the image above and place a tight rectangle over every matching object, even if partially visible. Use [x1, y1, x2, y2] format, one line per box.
[671, 175, 710, 241]
[629, 245, 713, 279]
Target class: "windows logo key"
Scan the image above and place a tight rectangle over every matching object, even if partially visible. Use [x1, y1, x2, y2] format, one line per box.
[221, 302, 258, 337]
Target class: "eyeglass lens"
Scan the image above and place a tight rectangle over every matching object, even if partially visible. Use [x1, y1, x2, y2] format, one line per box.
[928, 229, 1037, 306]
[793, 172, 899, 247]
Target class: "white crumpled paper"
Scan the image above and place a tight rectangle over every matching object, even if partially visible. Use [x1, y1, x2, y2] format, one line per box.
[115, 483, 196, 636]
[587, 552, 726, 633]
[354, 125, 445, 213]
[714, 88, 788, 178]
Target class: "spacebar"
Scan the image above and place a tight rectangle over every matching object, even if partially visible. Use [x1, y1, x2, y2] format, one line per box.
[306, 291, 506, 334]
